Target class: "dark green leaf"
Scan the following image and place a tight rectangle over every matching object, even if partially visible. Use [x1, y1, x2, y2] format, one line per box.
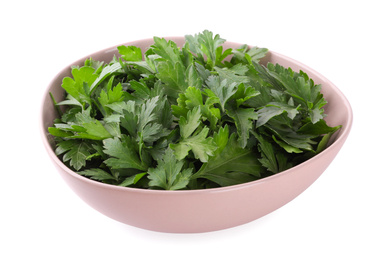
[226, 107, 259, 148]
[205, 75, 238, 111]
[103, 136, 147, 171]
[55, 139, 93, 171]
[77, 168, 117, 182]
[193, 131, 261, 186]
[119, 172, 147, 187]
[148, 148, 193, 190]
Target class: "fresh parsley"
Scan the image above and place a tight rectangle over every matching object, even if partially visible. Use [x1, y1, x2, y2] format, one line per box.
[48, 30, 341, 190]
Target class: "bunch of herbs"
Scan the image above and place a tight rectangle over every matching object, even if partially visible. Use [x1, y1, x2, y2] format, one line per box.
[48, 30, 341, 190]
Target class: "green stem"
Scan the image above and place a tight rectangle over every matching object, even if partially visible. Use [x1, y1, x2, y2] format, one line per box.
[49, 92, 63, 117]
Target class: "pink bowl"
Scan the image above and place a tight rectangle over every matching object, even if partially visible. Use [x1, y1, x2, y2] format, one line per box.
[40, 37, 353, 233]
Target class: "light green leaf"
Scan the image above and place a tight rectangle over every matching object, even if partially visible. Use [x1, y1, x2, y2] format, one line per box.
[137, 96, 160, 131]
[185, 30, 226, 69]
[50, 111, 113, 140]
[186, 63, 203, 89]
[90, 62, 122, 92]
[61, 66, 98, 105]
[106, 100, 136, 114]
[170, 126, 217, 162]
[98, 81, 125, 116]
[75, 112, 113, 140]
[172, 87, 219, 129]
[80, 120, 113, 140]
[156, 61, 188, 98]
[151, 37, 183, 65]
[118, 45, 142, 61]
[179, 106, 201, 139]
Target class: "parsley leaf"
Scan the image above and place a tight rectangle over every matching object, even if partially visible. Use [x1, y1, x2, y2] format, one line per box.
[185, 30, 233, 70]
[256, 102, 300, 128]
[90, 62, 122, 92]
[170, 107, 217, 162]
[77, 168, 118, 182]
[117, 45, 142, 62]
[231, 44, 269, 65]
[61, 66, 98, 107]
[119, 172, 148, 187]
[155, 60, 188, 98]
[103, 136, 148, 171]
[265, 63, 327, 123]
[172, 86, 220, 130]
[205, 75, 238, 112]
[151, 37, 183, 65]
[193, 126, 261, 187]
[232, 83, 260, 108]
[55, 139, 94, 171]
[148, 148, 193, 190]
[98, 79, 125, 116]
[254, 133, 292, 174]
[226, 107, 259, 148]
[49, 109, 113, 140]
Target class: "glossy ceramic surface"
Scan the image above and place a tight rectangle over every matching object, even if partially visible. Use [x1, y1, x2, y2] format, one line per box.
[40, 37, 353, 233]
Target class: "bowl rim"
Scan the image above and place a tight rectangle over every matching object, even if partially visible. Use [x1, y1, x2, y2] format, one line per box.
[39, 36, 353, 195]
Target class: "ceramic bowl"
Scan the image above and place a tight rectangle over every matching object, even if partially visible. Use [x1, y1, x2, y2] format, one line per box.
[40, 37, 353, 233]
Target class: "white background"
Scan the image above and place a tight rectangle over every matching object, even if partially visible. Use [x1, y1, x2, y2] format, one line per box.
[1, 0, 385, 259]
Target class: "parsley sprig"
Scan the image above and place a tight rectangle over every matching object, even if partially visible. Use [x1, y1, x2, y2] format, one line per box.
[49, 30, 341, 190]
